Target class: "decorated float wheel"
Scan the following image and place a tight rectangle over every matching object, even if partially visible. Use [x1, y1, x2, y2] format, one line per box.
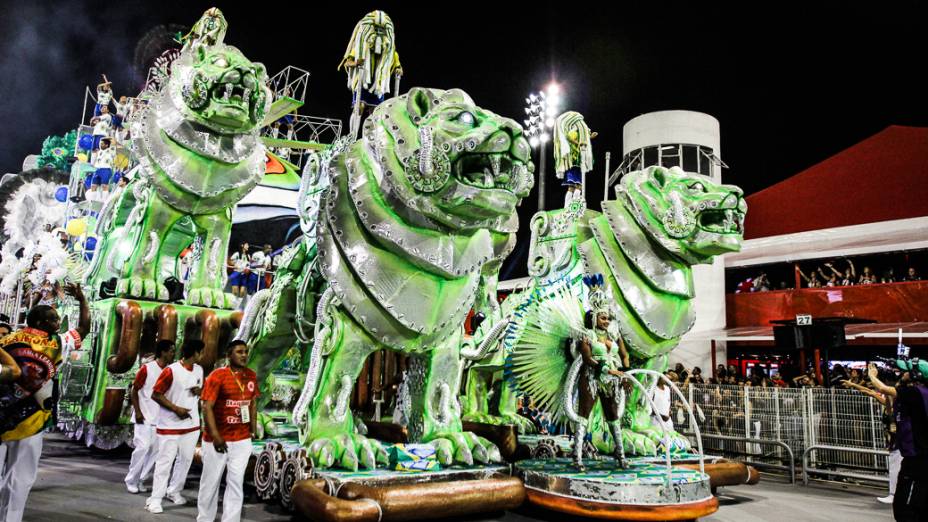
[532, 438, 559, 459]
[278, 448, 311, 512]
[84, 423, 132, 450]
[253, 442, 285, 500]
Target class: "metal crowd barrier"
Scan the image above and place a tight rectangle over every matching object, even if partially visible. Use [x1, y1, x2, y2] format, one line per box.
[678, 383, 889, 485]
[689, 432, 796, 484]
[802, 445, 890, 485]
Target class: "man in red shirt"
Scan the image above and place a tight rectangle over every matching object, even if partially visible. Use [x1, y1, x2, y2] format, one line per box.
[197, 340, 258, 522]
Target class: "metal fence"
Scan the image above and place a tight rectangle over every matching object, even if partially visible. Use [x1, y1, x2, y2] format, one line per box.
[678, 383, 888, 484]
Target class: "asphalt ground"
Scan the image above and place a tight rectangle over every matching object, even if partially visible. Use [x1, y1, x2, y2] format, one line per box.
[21, 433, 892, 521]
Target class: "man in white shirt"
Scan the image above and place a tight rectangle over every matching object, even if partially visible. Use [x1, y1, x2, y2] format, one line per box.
[146, 340, 204, 514]
[95, 79, 113, 116]
[650, 376, 673, 430]
[250, 245, 273, 291]
[124, 340, 175, 494]
[91, 106, 114, 147]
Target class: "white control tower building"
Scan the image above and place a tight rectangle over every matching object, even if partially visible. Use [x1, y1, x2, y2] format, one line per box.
[613, 110, 729, 374]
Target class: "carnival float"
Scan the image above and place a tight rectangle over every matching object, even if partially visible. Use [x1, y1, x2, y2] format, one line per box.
[0, 7, 758, 521]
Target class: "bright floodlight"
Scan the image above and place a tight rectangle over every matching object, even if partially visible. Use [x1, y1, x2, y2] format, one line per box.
[546, 82, 560, 95]
[545, 118, 555, 128]
[540, 132, 549, 143]
[529, 136, 540, 147]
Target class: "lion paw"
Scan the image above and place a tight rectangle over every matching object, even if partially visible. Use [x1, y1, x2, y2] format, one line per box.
[307, 433, 388, 471]
[500, 412, 538, 434]
[116, 277, 168, 301]
[621, 430, 658, 456]
[464, 412, 536, 435]
[426, 431, 501, 466]
[186, 288, 234, 309]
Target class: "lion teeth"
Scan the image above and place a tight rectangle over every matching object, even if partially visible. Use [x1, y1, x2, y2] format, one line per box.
[490, 154, 501, 176]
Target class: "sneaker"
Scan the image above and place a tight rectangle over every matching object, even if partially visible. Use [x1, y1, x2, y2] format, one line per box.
[126, 483, 139, 494]
[146, 503, 163, 514]
[167, 491, 186, 505]
[138, 483, 148, 493]
[877, 495, 894, 504]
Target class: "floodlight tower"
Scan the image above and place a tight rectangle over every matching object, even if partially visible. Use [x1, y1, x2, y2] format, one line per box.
[523, 83, 562, 212]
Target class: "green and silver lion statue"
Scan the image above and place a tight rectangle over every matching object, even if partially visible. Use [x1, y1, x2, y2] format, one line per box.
[240, 87, 534, 470]
[86, 33, 271, 309]
[468, 165, 746, 457]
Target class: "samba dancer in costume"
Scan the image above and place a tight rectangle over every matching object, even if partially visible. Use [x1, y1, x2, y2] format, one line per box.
[509, 274, 632, 470]
[574, 275, 631, 468]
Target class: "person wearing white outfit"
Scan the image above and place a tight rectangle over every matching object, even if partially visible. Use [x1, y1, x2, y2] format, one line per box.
[145, 340, 204, 515]
[197, 340, 259, 522]
[650, 377, 673, 430]
[124, 340, 175, 494]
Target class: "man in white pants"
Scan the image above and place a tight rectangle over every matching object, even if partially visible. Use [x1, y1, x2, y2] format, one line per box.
[198, 340, 258, 522]
[146, 340, 204, 514]
[0, 284, 89, 522]
[124, 339, 175, 493]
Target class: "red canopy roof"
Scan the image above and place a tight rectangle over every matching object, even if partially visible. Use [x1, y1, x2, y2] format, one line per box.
[743, 126, 928, 239]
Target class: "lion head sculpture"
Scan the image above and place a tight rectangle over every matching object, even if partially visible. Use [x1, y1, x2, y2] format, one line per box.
[168, 43, 271, 134]
[617, 166, 746, 264]
[358, 87, 534, 231]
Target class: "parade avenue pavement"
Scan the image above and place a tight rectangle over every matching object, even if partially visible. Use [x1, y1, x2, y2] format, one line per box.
[24, 432, 892, 521]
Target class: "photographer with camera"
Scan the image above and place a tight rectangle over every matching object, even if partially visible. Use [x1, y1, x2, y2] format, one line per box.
[892, 349, 928, 520]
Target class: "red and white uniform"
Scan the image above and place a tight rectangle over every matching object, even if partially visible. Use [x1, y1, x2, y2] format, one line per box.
[124, 360, 166, 491]
[197, 367, 258, 522]
[146, 361, 203, 508]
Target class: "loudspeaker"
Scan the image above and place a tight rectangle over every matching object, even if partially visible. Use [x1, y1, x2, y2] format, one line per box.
[813, 323, 847, 348]
[773, 325, 811, 349]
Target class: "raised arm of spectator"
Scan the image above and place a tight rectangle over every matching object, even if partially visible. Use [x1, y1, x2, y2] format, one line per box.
[867, 363, 896, 397]
[817, 266, 830, 279]
[846, 259, 856, 278]
[798, 268, 811, 283]
[823, 263, 842, 277]
[64, 283, 91, 339]
[842, 379, 887, 404]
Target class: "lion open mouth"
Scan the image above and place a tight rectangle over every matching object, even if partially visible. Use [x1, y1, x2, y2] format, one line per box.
[698, 208, 744, 234]
[453, 153, 517, 189]
[210, 82, 251, 112]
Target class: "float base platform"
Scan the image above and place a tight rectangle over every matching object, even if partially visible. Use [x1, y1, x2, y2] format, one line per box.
[291, 464, 524, 522]
[517, 457, 717, 521]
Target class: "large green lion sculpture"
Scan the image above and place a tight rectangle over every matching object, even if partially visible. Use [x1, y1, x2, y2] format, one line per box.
[241, 87, 534, 470]
[86, 38, 270, 308]
[467, 165, 745, 456]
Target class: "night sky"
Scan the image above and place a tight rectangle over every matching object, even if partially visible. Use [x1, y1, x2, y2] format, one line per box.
[1, 1, 926, 276]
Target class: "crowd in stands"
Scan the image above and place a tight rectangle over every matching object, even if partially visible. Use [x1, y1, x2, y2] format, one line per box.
[664, 360, 900, 393]
[730, 251, 925, 293]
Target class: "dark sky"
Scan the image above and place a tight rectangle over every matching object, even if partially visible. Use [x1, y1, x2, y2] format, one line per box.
[1, 1, 926, 266]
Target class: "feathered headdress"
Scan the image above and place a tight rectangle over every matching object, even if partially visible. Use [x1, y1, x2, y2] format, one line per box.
[583, 273, 613, 318]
